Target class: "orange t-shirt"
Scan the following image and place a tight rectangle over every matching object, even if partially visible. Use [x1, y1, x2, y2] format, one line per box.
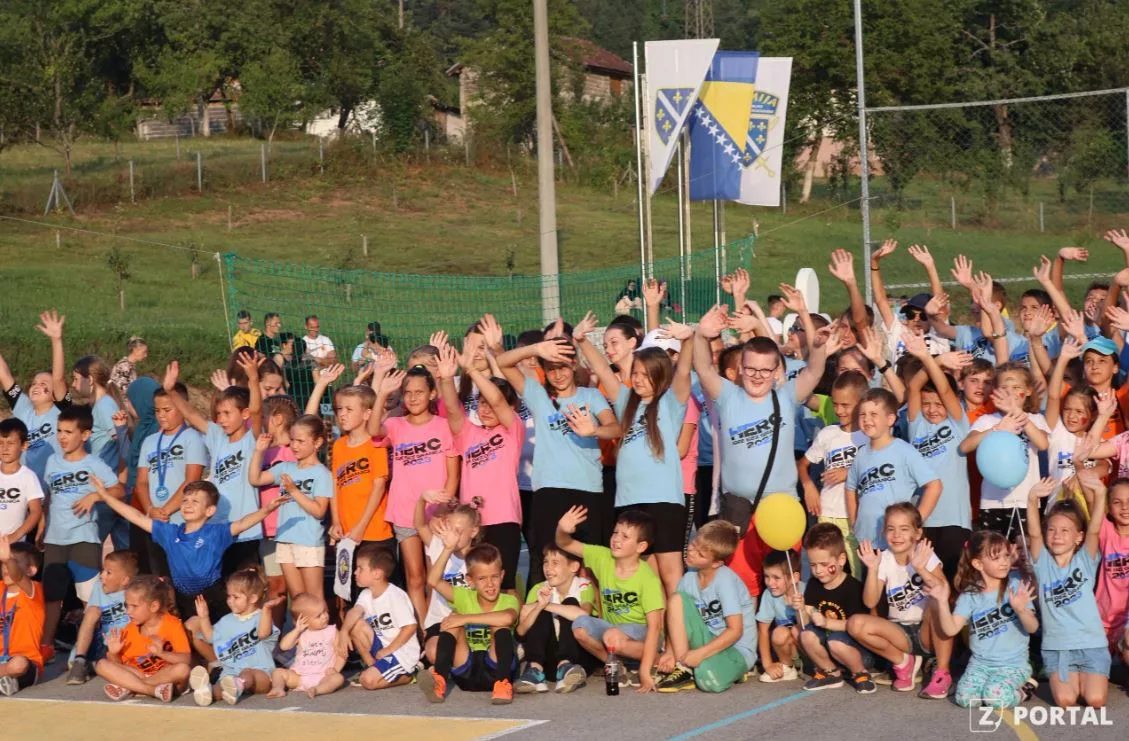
[1, 582, 45, 671]
[119, 613, 189, 676]
[332, 435, 392, 542]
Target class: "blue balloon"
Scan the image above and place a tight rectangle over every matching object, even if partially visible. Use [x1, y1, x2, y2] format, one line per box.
[976, 431, 1028, 489]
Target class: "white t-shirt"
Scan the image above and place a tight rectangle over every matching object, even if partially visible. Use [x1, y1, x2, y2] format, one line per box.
[880, 315, 950, 365]
[970, 412, 1052, 509]
[303, 334, 336, 361]
[423, 535, 468, 628]
[877, 548, 941, 625]
[0, 465, 45, 536]
[355, 583, 421, 669]
[804, 426, 867, 519]
[1046, 420, 1099, 484]
[766, 316, 785, 341]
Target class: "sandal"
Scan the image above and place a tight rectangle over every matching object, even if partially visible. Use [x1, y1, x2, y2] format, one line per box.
[104, 683, 134, 702]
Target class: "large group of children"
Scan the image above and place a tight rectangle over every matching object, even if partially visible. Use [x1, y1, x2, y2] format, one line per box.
[5, 232, 1129, 715]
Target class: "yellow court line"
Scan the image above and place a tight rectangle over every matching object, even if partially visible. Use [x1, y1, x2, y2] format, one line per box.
[1000, 708, 1041, 741]
[6, 698, 542, 741]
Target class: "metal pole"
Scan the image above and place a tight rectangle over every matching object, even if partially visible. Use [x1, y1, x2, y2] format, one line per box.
[713, 200, 721, 305]
[641, 71, 654, 282]
[319, 137, 324, 174]
[950, 196, 956, 229]
[261, 143, 267, 183]
[676, 137, 687, 318]
[782, 182, 787, 216]
[1125, 90, 1129, 184]
[853, 0, 873, 304]
[719, 203, 727, 275]
[1039, 202, 1045, 233]
[683, 137, 692, 284]
[129, 160, 135, 204]
[196, 152, 203, 191]
[534, 0, 560, 324]
[632, 42, 648, 325]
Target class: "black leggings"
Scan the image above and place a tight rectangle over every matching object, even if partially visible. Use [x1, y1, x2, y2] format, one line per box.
[527, 488, 604, 588]
[692, 465, 714, 529]
[520, 597, 600, 673]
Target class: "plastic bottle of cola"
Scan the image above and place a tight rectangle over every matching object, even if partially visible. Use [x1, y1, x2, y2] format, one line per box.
[604, 651, 620, 696]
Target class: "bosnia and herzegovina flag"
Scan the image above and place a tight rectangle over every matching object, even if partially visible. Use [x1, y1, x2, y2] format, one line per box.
[688, 52, 759, 201]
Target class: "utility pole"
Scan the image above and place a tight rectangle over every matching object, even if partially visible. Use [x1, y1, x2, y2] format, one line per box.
[533, 0, 560, 323]
[398, 0, 404, 29]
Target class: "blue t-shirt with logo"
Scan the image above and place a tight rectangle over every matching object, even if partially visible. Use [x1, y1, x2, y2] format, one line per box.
[209, 610, 279, 676]
[954, 576, 1033, 668]
[521, 383, 610, 493]
[151, 520, 233, 594]
[677, 565, 757, 668]
[908, 413, 971, 529]
[755, 581, 805, 627]
[716, 379, 798, 500]
[12, 395, 63, 486]
[88, 580, 130, 634]
[846, 439, 938, 547]
[267, 461, 332, 546]
[139, 426, 208, 525]
[1032, 546, 1105, 651]
[692, 375, 713, 466]
[43, 453, 119, 546]
[613, 386, 687, 507]
[205, 422, 261, 542]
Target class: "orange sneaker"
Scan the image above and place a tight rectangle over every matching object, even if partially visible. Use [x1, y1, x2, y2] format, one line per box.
[417, 669, 449, 703]
[492, 678, 513, 705]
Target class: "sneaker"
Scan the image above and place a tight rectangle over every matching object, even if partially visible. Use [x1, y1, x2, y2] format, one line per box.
[40, 644, 56, 665]
[0, 676, 18, 697]
[515, 665, 548, 694]
[220, 675, 244, 705]
[66, 657, 89, 685]
[1019, 677, 1038, 703]
[802, 669, 844, 691]
[758, 665, 799, 683]
[622, 669, 641, 688]
[103, 683, 133, 702]
[892, 653, 923, 692]
[491, 678, 514, 705]
[189, 665, 213, 707]
[919, 669, 952, 699]
[555, 663, 587, 694]
[154, 683, 174, 703]
[871, 669, 893, 686]
[656, 664, 696, 693]
[417, 669, 449, 703]
[851, 672, 877, 694]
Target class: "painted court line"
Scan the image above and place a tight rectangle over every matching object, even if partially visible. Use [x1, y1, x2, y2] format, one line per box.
[666, 691, 812, 741]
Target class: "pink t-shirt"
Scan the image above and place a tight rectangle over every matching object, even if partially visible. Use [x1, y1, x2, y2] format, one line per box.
[1097, 517, 1129, 645]
[454, 417, 525, 527]
[259, 445, 298, 537]
[679, 395, 702, 495]
[382, 415, 457, 527]
[1111, 431, 1129, 478]
[293, 625, 338, 682]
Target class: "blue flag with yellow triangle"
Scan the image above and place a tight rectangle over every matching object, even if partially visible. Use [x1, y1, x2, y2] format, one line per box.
[688, 52, 759, 201]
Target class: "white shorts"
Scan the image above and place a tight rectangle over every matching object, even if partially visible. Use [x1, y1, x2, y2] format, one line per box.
[275, 542, 326, 568]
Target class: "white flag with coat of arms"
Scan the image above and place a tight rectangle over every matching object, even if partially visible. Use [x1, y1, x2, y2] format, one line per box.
[737, 57, 793, 207]
[644, 38, 719, 196]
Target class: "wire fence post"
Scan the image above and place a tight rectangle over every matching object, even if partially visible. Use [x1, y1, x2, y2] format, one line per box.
[260, 143, 267, 183]
[129, 160, 135, 204]
[362, 234, 368, 257]
[319, 137, 324, 174]
[1039, 202, 1045, 233]
[196, 152, 203, 192]
[950, 196, 956, 229]
[175, 133, 181, 160]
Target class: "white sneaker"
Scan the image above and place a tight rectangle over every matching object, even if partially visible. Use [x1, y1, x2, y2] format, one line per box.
[758, 665, 799, 683]
[189, 665, 213, 706]
[220, 675, 244, 705]
[0, 676, 19, 696]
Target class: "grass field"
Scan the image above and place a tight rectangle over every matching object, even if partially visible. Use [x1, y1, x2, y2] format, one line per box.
[2, 137, 1128, 384]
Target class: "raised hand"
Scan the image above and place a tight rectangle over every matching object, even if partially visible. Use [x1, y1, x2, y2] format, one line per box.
[1107, 305, 1129, 333]
[106, 628, 124, 656]
[255, 433, 272, 453]
[535, 339, 575, 364]
[563, 404, 597, 437]
[378, 369, 406, 396]
[436, 344, 459, 381]
[1029, 476, 1057, 502]
[1059, 336, 1083, 361]
[1023, 305, 1054, 337]
[857, 540, 880, 569]
[294, 613, 309, 633]
[731, 267, 751, 297]
[858, 326, 887, 364]
[195, 595, 210, 621]
[936, 350, 973, 372]
[209, 369, 232, 392]
[813, 324, 845, 356]
[572, 311, 599, 342]
[996, 409, 1028, 434]
[642, 279, 666, 306]
[909, 539, 935, 573]
[778, 283, 807, 313]
[1096, 391, 1118, 420]
[1104, 228, 1129, 253]
[236, 351, 260, 382]
[1032, 255, 1052, 285]
[873, 238, 897, 262]
[899, 329, 928, 360]
[726, 311, 760, 336]
[374, 348, 399, 375]
[719, 273, 734, 296]
[697, 305, 729, 339]
[827, 249, 857, 284]
[659, 320, 693, 342]
[316, 363, 346, 385]
[925, 292, 950, 318]
[279, 474, 296, 496]
[35, 309, 65, 340]
[1061, 308, 1087, 345]
[924, 577, 950, 603]
[479, 314, 504, 350]
[429, 330, 450, 352]
[907, 244, 934, 267]
[951, 255, 974, 288]
[558, 505, 589, 534]
[1008, 580, 1036, 612]
[1058, 246, 1089, 263]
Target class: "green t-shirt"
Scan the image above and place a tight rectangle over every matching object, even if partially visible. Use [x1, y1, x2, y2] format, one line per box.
[526, 577, 596, 612]
[582, 544, 664, 625]
[451, 586, 519, 652]
[813, 394, 839, 425]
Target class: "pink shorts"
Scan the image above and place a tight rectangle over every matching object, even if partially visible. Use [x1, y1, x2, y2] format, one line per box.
[296, 663, 334, 690]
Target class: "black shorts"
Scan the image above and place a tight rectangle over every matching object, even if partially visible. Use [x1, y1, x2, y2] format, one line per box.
[174, 578, 230, 623]
[424, 623, 444, 642]
[451, 650, 515, 692]
[222, 539, 263, 577]
[481, 522, 522, 590]
[42, 542, 102, 602]
[615, 502, 687, 554]
[923, 525, 971, 582]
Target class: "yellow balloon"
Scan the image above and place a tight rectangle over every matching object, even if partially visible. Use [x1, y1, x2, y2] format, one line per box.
[754, 493, 807, 551]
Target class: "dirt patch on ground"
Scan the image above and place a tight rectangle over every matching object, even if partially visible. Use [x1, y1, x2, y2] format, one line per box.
[233, 208, 306, 226]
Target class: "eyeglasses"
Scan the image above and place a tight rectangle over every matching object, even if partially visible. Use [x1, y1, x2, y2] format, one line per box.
[741, 365, 780, 378]
[902, 309, 925, 320]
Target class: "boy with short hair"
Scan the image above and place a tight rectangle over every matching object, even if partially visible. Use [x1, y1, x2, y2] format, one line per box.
[654, 520, 756, 693]
[846, 389, 941, 550]
[420, 534, 520, 705]
[232, 310, 261, 350]
[0, 418, 44, 541]
[556, 506, 665, 693]
[340, 544, 420, 691]
[66, 550, 138, 684]
[756, 550, 805, 683]
[0, 537, 44, 695]
[795, 523, 875, 693]
[516, 544, 597, 694]
[41, 404, 124, 653]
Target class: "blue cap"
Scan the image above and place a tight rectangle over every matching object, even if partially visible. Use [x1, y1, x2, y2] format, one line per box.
[1082, 336, 1118, 357]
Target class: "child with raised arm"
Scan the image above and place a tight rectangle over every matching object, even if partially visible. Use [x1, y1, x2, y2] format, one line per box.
[267, 593, 345, 699]
[1044, 341, 1112, 495]
[0, 537, 44, 695]
[756, 550, 804, 684]
[255, 393, 299, 625]
[416, 494, 482, 664]
[1026, 473, 1110, 708]
[0, 419, 44, 542]
[248, 416, 332, 600]
[341, 544, 420, 690]
[419, 532, 519, 705]
[188, 568, 282, 706]
[66, 550, 137, 685]
[95, 576, 190, 703]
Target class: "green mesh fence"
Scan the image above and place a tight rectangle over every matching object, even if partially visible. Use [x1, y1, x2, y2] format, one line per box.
[222, 235, 754, 406]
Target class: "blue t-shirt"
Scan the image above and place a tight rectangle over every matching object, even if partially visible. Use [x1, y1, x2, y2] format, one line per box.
[846, 439, 938, 547]
[209, 610, 279, 676]
[151, 520, 234, 595]
[1032, 546, 1106, 651]
[89, 394, 122, 470]
[268, 461, 332, 546]
[954, 576, 1033, 668]
[677, 566, 757, 669]
[614, 386, 687, 507]
[521, 383, 610, 493]
[42, 453, 119, 546]
[692, 375, 713, 466]
[13, 395, 62, 487]
[205, 422, 261, 542]
[755, 582, 805, 627]
[139, 426, 208, 525]
[1010, 332, 1063, 366]
[717, 379, 799, 499]
[908, 413, 971, 529]
[88, 580, 130, 634]
[954, 319, 1026, 365]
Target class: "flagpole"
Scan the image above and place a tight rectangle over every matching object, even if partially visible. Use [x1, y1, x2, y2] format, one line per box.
[676, 136, 687, 318]
[682, 131, 693, 297]
[633, 41, 648, 326]
[642, 71, 655, 282]
[853, 0, 874, 304]
[712, 200, 721, 305]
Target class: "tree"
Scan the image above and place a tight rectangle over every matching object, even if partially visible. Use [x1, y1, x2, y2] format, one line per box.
[239, 49, 308, 149]
[106, 245, 131, 311]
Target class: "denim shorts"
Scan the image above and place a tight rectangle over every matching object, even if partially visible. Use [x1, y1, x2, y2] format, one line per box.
[802, 625, 876, 668]
[895, 622, 931, 658]
[572, 615, 648, 645]
[1041, 647, 1111, 683]
[394, 525, 418, 543]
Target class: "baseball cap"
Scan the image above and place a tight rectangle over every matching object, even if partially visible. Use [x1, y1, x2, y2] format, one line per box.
[1082, 336, 1118, 357]
[639, 329, 680, 354]
[901, 293, 931, 314]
